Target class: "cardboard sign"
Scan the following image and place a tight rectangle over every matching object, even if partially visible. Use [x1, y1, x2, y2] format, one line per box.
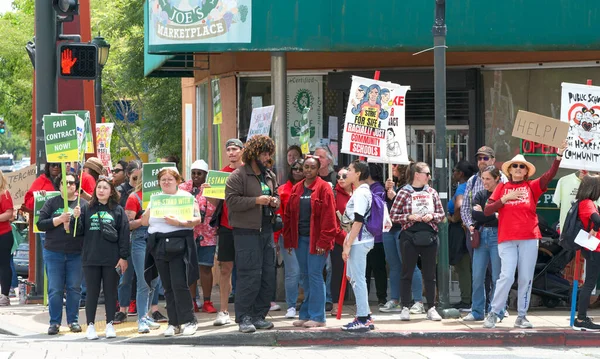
[149, 194, 194, 221]
[202, 170, 231, 200]
[512, 110, 569, 148]
[33, 191, 61, 233]
[142, 162, 175, 210]
[247, 105, 275, 139]
[5, 165, 37, 209]
[43, 114, 80, 162]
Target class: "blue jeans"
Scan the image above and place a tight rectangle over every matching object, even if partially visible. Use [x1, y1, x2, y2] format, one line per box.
[9, 255, 17, 288]
[346, 241, 374, 317]
[117, 255, 135, 308]
[382, 228, 423, 302]
[296, 236, 327, 322]
[152, 277, 162, 305]
[278, 237, 301, 309]
[471, 227, 501, 320]
[43, 248, 82, 325]
[325, 255, 332, 303]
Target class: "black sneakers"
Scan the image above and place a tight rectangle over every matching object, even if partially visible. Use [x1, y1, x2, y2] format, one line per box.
[152, 311, 168, 323]
[239, 316, 256, 333]
[252, 318, 274, 330]
[114, 311, 127, 324]
[573, 317, 600, 331]
[47, 324, 60, 335]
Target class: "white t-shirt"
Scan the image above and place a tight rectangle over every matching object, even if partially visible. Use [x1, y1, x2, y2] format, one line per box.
[147, 189, 196, 234]
[344, 183, 374, 245]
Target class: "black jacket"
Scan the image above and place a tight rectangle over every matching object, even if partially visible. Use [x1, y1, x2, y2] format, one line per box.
[146, 230, 199, 287]
[37, 196, 87, 254]
[472, 189, 498, 228]
[73, 201, 130, 266]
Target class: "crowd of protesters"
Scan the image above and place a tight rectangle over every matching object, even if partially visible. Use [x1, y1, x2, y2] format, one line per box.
[5, 133, 600, 339]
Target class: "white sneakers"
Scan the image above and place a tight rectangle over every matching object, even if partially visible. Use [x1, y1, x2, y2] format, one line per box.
[182, 322, 197, 335]
[163, 325, 179, 337]
[105, 322, 116, 338]
[214, 311, 231, 326]
[399, 305, 442, 321]
[269, 302, 281, 311]
[285, 307, 297, 319]
[400, 307, 411, 321]
[427, 307, 442, 321]
[86, 323, 99, 340]
[0, 294, 10, 306]
[409, 302, 425, 314]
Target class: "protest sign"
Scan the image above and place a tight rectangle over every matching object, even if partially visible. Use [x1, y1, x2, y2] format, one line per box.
[560, 82, 600, 171]
[512, 110, 569, 148]
[5, 165, 36, 209]
[96, 123, 114, 169]
[203, 170, 231, 200]
[247, 105, 275, 139]
[33, 191, 61, 233]
[142, 162, 175, 210]
[342, 76, 410, 164]
[149, 194, 195, 221]
[212, 78, 223, 125]
[63, 110, 94, 153]
[299, 107, 311, 155]
[43, 114, 80, 162]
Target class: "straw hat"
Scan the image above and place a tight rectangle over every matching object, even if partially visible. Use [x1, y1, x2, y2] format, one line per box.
[501, 154, 536, 178]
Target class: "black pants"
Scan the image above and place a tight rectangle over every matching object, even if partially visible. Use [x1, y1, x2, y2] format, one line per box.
[0, 231, 13, 296]
[330, 243, 346, 303]
[400, 234, 438, 309]
[578, 250, 600, 319]
[155, 252, 195, 326]
[366, 242, 387, 302]
[233, 228, 275, 323]
[83, 265, 118, 324]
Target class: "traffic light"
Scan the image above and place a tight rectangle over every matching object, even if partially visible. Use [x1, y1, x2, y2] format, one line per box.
[52, 0, 78, 16]
[58, 43, 97, 79]
[0, 119, 6, 135]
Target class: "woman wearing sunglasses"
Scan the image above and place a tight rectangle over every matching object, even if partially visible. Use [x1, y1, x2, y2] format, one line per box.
[275, 158, 305, 318]
[283, 156, 337, 328]
[23, 163, 61, 213]
[37, 174, 85, 335]
[482, 141, 567, 329]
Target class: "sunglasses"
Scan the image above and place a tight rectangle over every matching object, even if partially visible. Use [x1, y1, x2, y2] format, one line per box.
[291, 167, 302, 172]
[477, 156, 490, 161]
[49, 163, 60, 168]
[66, 181, 76, 186]
[419, 172, 432, 177]
[337, 174, 347, 180]
[191, 171, 204, 176]
[112, 168, 123, 173]
[511, 163, 527, 169]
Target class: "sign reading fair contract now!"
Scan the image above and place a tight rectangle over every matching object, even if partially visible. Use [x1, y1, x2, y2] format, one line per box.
[150, 194, 194, 221]
[142, 162, 175, 210]
[43, 114, 80, 162]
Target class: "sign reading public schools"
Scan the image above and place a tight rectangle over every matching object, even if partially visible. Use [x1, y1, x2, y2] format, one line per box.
[43, 114, 80, 162]
[203, 170, 231, 200]
[142, 162, 175, 210]
[33, 191, 61, 233]
[150, 194, 195, 221]
[148, 0, 252, 45]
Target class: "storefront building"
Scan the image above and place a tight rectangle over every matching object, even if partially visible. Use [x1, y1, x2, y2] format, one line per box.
[145, 0, 600, 225]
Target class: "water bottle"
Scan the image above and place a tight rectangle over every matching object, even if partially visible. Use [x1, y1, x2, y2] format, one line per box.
[18, 278, 26, 305]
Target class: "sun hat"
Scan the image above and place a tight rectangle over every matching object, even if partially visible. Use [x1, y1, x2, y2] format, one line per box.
[501, 154, 536, 178]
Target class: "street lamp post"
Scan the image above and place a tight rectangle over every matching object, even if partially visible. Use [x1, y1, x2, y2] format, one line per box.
[91, 35, 110, 123]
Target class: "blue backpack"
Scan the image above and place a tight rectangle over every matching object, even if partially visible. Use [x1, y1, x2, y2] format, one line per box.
[359, 182, 386, 241]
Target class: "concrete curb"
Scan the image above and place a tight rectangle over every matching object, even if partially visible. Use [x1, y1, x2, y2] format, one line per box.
[125, 328, 600, 347]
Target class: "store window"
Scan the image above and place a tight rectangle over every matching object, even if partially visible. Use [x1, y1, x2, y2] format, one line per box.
[238, 77, 272, 141]
[195, 83, 209, 163]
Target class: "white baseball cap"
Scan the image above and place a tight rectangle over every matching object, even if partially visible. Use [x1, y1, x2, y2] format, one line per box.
[191, 160, 209, 172]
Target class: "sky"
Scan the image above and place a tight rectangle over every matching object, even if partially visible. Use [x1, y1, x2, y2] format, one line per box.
[0, 0, 12, 14]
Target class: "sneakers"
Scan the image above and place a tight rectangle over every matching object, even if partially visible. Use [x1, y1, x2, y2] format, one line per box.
[127, 300, 137, 316]
[269, 302, 281, 311]
[144, 317, 161, 330]
[426, 306, 442, 321]
[113, 311, 127, 324]
[69, 323, 82, 333]
[239, 317, 256, 333]
[202, 301, 217, 313]
[325, 302, 333, 312]
[399, 307, 411, 321]
[379, 300, 402, 313]
[228, 292, 235, 303]
[105, 322, 116, 338]
[9, 288, 16, 298]
[48, 324, 60, 335]
[452, 301, 471, 310]
[573, 317, 600, 331]
[151, 311, 168, 323]
[0, 294, 10, 306]
[182, 321, 198, 335]
[214, 311, 231, 326]
[303, 320, 326, 328]
[341, 317, 372, 332]
[285, 307, 297, 319]
[163, 325, 180, 337]
[253, 318, 274, 330]
[483, 312, 498, 329]
[86, 323, 99, 340]
[462, 313, 482, 322]
[409, 301, 425, 314]
[138, 320, 150, 334]
[514, 316, 533, 329]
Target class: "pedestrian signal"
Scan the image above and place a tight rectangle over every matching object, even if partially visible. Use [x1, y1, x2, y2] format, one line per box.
[58, 43, 97, 80]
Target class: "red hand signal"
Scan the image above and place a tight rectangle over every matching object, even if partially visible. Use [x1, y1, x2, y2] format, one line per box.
[61, 49, 77, 74]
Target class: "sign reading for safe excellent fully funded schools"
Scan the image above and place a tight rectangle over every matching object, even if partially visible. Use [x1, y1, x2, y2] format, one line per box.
[43, 114, 80, 162]
[149, 194, 194, 221]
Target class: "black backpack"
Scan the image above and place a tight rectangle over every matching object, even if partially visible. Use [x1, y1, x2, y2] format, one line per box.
[559, 200, 584, 251]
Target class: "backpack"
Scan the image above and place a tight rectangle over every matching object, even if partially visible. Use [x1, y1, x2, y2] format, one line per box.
[559, 200, 585, 251]
[359, 183, 387, 241]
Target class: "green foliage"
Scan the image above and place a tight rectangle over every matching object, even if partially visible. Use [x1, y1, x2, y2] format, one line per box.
[0, 132, 29, 158]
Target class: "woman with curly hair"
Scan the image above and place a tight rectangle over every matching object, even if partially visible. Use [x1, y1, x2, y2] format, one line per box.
[225, 135, 280, 333]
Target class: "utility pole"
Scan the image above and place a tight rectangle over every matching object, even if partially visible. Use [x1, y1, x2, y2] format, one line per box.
[271, 52, 287, 185]
[32, 0, 57, 300]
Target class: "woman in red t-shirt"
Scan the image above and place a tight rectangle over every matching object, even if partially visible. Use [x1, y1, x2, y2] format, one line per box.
[573, 174, 600, 331]
[483, 141, 566, 329]
[0, 171, 14, 306]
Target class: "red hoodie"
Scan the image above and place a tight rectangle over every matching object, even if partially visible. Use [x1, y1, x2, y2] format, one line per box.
[274, 180, 295, 242]
[333, 183, 352, 246]
[23, 174, 56, 211]
[283, 177, 337, 254]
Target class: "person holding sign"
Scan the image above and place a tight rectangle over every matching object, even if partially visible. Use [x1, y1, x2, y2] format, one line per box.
[283, 156, 337, 328]
[390, 162, 445, 322]
[483, 141, 567, 329]
[141, 167, 202, 337]
[23, 163, 61, 214]
[72, 178, 130, 340]
[572, 174, 600, 331]
[0, 172, 14, 307]
[37, 173, 86, 335]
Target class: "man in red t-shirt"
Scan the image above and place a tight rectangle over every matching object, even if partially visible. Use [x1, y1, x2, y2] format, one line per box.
[212, 138, 244, 326]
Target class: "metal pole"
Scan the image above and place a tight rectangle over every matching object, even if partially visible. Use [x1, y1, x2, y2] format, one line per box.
[95, 66, 102, 123]
[271, 52, 287, 185]
[33, 0, 57, 299]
